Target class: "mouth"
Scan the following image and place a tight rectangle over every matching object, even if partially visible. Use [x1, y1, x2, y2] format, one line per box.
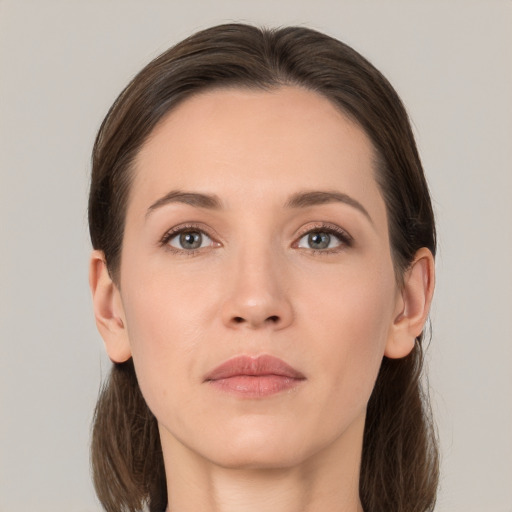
[204, 354, 306, 398]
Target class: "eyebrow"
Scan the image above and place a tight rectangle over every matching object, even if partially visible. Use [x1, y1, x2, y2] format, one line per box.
[146, 189, 372, 224]
[146, 190, 222, 218]
[285, 190, 373, 224]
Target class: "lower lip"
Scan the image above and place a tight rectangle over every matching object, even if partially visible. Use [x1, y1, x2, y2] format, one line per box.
[207, 375, 304, 398]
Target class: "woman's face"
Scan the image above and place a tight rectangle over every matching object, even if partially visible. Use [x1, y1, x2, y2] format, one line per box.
[115, 86, 405, 468]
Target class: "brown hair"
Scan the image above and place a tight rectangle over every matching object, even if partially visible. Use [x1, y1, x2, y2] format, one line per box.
[89, 23, 438, 512]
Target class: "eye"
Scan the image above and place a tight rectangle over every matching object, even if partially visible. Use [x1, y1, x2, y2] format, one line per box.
[295, 225, 352, 252]
[166, 229, 215, 251]
[297, 231, 340, 250]
[298, 231, 336, 250]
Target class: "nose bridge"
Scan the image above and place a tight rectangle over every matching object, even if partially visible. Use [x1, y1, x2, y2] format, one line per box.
[222, 236, 293, 330]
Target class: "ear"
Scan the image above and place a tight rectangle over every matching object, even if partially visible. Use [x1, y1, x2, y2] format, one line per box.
[384, 247, 435, 359]
[89, 250, 132, 363]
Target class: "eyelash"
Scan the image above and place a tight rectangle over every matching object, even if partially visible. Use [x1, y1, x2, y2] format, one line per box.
[294, 223, 353, 254]
[159, 223, 219, 256]
[159, 222, 353, 255]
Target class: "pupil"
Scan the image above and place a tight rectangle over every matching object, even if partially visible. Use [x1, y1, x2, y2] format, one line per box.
[180, 231, 202, 249]
[309, 232, 330, 249]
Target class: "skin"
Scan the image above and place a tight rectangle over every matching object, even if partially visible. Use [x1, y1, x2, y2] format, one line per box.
[90, 86, 434, 512]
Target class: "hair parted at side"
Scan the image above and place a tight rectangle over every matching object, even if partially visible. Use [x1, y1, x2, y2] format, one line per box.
[89, 23, 438, 512]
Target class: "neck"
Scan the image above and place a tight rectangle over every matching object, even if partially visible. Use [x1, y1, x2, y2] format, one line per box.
[161, 415, 365, 512]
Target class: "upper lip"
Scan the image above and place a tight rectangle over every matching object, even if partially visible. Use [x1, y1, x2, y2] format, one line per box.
[204, 355, 306, 381]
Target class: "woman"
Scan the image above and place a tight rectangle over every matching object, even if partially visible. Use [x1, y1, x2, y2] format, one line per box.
[88, 23, 438, 512]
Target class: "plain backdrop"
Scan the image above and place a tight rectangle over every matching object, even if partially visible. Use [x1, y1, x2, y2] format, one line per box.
[1, 1, 511, 511]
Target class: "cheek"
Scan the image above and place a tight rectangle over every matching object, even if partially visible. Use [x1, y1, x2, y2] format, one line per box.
[119, 267, 209, 411]
[300, 259, 397, 399]
[122, 256, 215, 347]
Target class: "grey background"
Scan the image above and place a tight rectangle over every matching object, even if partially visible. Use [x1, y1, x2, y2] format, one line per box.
[1, 1, 511, 511]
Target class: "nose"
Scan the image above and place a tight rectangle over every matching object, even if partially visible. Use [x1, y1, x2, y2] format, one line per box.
[221, 247, 294, 331]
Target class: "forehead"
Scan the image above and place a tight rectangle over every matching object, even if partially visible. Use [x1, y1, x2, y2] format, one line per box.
[130, 86, 384, 219]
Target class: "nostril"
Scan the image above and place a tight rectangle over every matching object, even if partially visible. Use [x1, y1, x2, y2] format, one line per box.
[231, 315, 280, 325]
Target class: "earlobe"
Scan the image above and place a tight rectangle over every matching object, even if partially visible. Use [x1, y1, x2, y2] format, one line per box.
[89, 250, 132, 363]
[384, 247, 435, 359]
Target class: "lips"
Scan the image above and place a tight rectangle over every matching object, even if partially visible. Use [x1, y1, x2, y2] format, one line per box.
[204, 355, 306, 398]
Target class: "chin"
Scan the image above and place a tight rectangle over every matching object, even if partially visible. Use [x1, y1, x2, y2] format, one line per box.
[197, 407, 366, 472]
[209, 443, 307, 471]
[198, 421, 324, 471]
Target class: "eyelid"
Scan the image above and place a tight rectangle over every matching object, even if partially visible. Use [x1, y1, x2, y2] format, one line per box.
[159, 223, 221, 251]
[292, 222, 353, 251]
